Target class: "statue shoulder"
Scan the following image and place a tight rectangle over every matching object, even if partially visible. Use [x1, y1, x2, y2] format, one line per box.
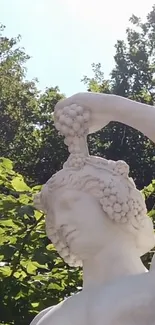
[30, 293, 84, 325]
[30, 301, 68, 325]
[30, 305, 56, 325]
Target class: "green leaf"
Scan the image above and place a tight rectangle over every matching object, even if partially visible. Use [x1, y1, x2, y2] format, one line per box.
[148, 209, 155, 219]
[11, 176, 30, 192]
[31, 302, 39, 308]
[32, 261, 48, 270]
[26, 261, 38, 275]
[19, 205, 35, 217]
[0, 157, 13, 170]
[18, 193, 32, 204]
[14, 290, 26, 300]
[0, 266, 11, 276]
[0, 219, 18, 228]
[0, 196, 18, 212]
[46, 243, 55, 251]
[14, 270, 27, 280]
[34, 210, 44, 220]
[47, 282, 63, 291]
[13, 271, 21, 279]
[32, 185, 42, 192]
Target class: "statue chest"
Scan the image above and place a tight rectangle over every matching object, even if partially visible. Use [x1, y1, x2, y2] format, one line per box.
[36, 274, 155, 325]
[89, 274, 155, 325]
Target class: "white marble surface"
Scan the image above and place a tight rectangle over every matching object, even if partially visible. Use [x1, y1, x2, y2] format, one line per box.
[31, 93, 155, 325]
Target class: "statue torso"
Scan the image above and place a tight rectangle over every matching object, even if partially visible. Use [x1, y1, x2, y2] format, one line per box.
[33, 272, 155, 325]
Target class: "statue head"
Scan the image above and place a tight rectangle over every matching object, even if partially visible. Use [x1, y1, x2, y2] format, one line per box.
[34, 98, 155, 267]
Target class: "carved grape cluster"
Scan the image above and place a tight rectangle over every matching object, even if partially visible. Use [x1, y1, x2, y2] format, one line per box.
[97, 179, 146, 224]
[54, 104, 91, 158]
[64, 153, 86, 169]
[54, 104, 90, 138]
[87, 157, 130, 178]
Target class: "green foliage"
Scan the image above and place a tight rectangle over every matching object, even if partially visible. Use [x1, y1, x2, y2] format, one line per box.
[111, 8, 155, 101]
[0, 24, 66, 186]
[82, 7, 155, 191]
[0, 24, 40, 184]
[0, 158, 154, 325]
[142, 180, 155, 268]
[0, 159, 82, 325]
[30, 87, 68, 185]
[82, 63, 111, 94]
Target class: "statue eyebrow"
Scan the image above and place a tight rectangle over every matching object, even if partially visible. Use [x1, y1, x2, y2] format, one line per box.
[60, 191, 81, 203]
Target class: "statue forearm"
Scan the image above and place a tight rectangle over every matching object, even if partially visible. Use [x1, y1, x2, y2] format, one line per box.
[110, 95, 155, 142]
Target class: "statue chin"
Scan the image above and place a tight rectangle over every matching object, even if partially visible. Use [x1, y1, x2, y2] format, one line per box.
[31, 92, 155, 325]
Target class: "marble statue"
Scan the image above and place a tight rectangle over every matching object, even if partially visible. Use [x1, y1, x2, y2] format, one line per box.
[31, 92, 155, 325]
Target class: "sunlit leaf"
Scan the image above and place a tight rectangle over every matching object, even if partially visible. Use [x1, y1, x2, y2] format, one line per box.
[31, 302, 39, 308]
[47, 282, 63, 291]
[26, 261, 38, 275]
[11, 176, 31, 192]
[0, 158, 13, 170]
[0, 266, 11, 276]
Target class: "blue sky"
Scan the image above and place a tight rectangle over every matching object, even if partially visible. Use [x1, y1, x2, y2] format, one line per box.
[1, 0, 155, 96]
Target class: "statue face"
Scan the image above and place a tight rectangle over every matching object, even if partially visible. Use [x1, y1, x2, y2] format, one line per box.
[49, 188, 110, 260]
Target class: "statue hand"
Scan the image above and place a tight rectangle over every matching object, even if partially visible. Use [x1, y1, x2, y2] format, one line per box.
[55, 92, 112, 134]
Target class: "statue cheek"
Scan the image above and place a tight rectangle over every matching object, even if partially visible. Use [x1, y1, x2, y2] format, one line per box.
[59, 199, 71, 211]
[51, 200, 74, 228]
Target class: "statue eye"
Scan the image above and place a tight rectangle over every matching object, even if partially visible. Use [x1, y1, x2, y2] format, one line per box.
[59, 191, 80, 210]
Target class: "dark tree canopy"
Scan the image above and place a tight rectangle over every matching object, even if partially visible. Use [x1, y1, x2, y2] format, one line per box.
[82, 8, 155, 192]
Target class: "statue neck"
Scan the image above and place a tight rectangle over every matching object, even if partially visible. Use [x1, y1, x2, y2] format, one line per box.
[82, 239, 147, 291]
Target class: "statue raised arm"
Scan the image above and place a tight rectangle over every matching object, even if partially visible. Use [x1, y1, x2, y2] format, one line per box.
[55, 92, 155, 141]
[31, 93, 155, 325]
